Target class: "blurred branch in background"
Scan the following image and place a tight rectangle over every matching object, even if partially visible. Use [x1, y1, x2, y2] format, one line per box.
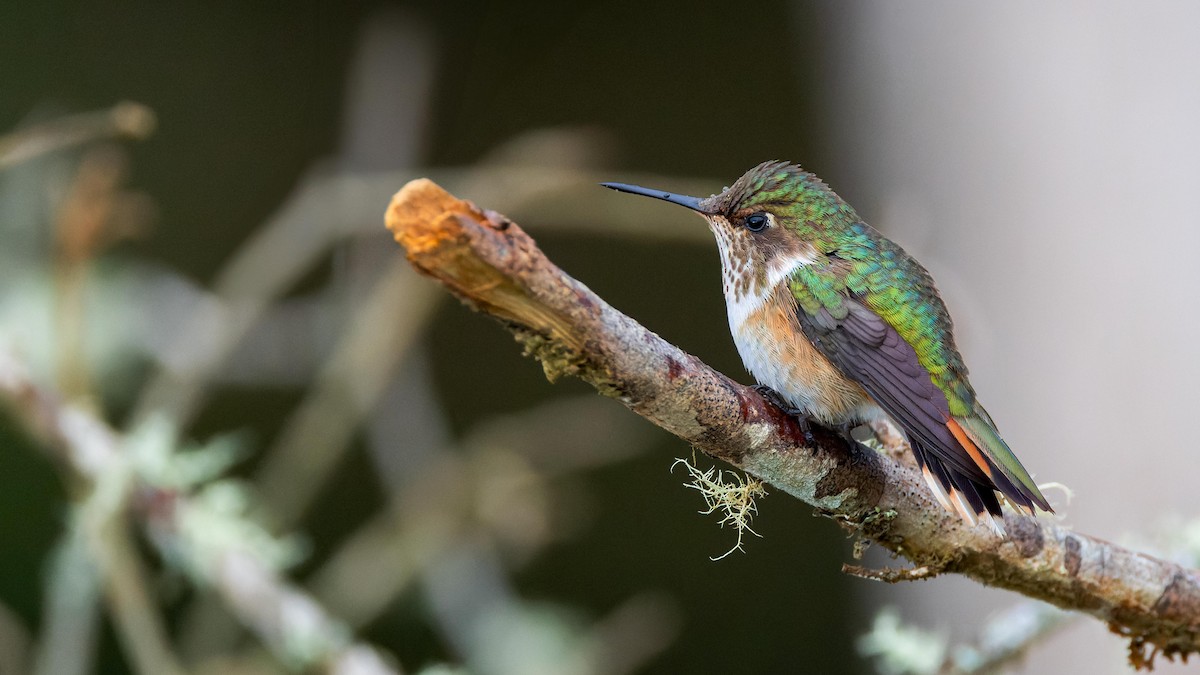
[53, 143, 154, 403]
[33, 521, 101, 675]
[0, 102, 155, 170]
[385, 177, 1200, 669]
[858, 603, 1074, 675]
[311, 395, 659, 627]
[253, 262, 440, 529]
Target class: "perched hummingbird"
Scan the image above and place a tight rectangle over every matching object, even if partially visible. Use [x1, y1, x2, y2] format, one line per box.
[602, 161, 1051, 532]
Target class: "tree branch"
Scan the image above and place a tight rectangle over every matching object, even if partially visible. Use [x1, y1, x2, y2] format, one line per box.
[384, 178, 1200, 666]
[0, 348, 399, 675]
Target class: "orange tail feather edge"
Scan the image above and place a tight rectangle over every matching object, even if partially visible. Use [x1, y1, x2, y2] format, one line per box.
[920, 418, 1040, 535]
[946, 418, 993, 480]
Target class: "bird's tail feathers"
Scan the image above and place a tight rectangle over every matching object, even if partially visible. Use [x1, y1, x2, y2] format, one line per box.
[953, 413, 1053, 514]
[912, 439, 1005, 535]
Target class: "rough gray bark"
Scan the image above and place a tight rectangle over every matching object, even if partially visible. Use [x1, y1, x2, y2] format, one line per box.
[386, 178, 1200, 667]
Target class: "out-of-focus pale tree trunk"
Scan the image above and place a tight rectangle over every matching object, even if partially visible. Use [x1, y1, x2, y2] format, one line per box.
[821, 2, 1200, 672]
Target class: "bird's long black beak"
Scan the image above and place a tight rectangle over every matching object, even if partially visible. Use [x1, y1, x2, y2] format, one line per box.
[600, 182, 711, 214]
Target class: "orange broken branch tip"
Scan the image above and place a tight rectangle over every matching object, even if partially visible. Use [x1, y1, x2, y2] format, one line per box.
[385, 180, 473, 255]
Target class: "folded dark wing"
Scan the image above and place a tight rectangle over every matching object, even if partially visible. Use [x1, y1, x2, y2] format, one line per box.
[797, 297, 1002, 516]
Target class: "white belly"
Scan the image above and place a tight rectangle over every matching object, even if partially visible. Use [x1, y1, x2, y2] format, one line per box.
[732, 319, 822, 411]
[726, 289, 885, 426]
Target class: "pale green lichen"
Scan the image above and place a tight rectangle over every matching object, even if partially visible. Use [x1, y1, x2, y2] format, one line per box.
[672, 456, 768, 560]
[857, 607, 946, 675]
[123, 417, 303, 581]
[125, 417, 244, 490]
[514, 329, 585, 383]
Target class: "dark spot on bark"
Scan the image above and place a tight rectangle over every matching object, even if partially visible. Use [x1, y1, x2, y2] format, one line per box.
[742, 385, 805, 442]
[1152, 571, 1200, 622]
[730, 384, 809, 448]
[736, 392, 753, 422]
[576, 293, 595, 311]
[1064, 536, 1082, 577]
[778, 412, 809, 445]
[1007, 516, 1044, 558]
[814, 437, 885, 509]
[483, 208, 511, 230]
[666, 357, 683, 382]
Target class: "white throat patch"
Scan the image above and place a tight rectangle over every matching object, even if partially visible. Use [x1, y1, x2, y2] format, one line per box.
[708, 215, 815, 330]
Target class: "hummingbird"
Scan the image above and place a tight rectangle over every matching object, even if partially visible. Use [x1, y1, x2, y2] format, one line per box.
[602, 161, 1052, 532]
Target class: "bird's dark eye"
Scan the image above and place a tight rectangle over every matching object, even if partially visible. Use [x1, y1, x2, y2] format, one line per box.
[744, 213, 769, 232]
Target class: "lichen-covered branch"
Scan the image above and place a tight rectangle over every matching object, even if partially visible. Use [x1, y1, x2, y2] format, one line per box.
[0, 348, 398, 675]
[858, 603, 1076, 674]
[385, 178, 1200, 666]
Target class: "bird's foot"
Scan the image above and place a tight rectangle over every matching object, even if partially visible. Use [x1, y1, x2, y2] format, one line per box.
[753, 385, 803, 416]
[753, 384, 818, 447]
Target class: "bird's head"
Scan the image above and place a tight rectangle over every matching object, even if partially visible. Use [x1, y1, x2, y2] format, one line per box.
[603, 161, 856, 302]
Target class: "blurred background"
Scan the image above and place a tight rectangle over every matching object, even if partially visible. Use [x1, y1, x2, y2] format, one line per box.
[2, 2, 1198, 673]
